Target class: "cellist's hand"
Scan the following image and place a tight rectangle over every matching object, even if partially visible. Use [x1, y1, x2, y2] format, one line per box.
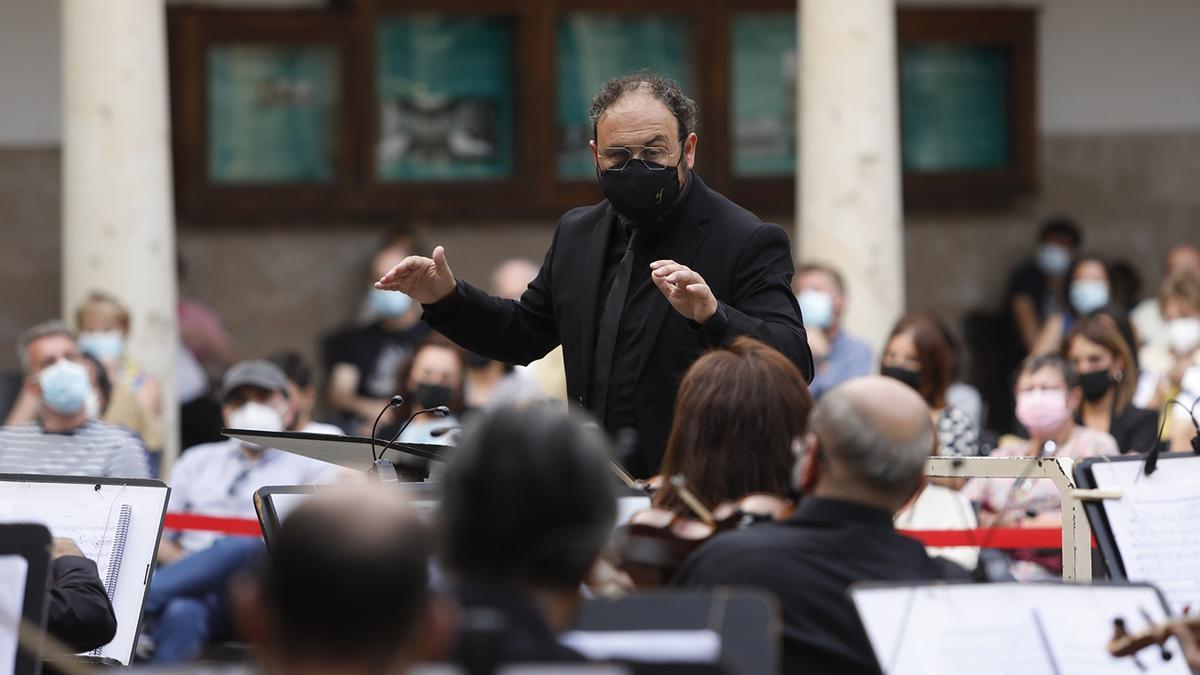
[375, 245, 457, 304]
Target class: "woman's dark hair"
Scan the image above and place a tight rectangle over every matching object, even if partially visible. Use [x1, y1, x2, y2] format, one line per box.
[81, 352, 111, 412]
[393, 333, 467, 417]
[1063, 314, 1138, 413]
[884, 313, 952, 409]
[655, 337, 813, 511]
[438, 404, 617, 590]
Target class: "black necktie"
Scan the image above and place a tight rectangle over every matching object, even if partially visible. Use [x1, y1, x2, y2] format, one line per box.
[591, 226, 643, 424]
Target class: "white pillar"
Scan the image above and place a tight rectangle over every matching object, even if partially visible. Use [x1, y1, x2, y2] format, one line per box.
[62, 0, 179, 472]
[797, 0, 904, 353]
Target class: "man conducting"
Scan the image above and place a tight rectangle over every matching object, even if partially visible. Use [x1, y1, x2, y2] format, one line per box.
[377, 72, 813, 476]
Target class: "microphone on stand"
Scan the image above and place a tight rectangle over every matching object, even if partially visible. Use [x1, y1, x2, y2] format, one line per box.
[381, 406, 452, 455]
[370, 395, 405, 462]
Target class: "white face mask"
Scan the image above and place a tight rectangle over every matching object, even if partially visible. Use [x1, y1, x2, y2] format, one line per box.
[1168, 317, 1200, 355]
[228, 402, 285, 432]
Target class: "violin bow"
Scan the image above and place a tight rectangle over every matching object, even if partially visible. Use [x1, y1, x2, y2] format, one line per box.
[669, 474, 716, 526]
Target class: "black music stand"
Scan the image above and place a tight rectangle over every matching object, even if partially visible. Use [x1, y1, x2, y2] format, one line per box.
[0, 523, 51, 675]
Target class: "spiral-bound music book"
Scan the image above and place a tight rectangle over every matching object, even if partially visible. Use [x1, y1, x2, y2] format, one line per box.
[0, 474, 170, 666]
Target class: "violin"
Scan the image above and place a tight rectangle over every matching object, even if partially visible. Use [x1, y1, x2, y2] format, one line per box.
[612, 474, 793, 588]
[1107, 613, 1200, 664]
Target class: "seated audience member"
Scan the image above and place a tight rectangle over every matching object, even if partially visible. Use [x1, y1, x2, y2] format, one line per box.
[75, 292, 164, 451]
[231, 488, 450, 675]
[268, 350, 343, 435]
[485, 257, 567, 406]
[147, 360, 338, 663]
[438, 404, 616, 664]
[653, 336, 812, 511]
[382, 335, 466, 446]
[1138, 271, 1200, 452]
[1032, 254, 1137, 357]
[940, 321, 985, 437]
[964, 354, 1118, 579]
[48, 537, 118, 653]
[1131, 244, 1200, 349]
[81, 352, 112, 419]
[0, 321, 149, 478]
[327, 229, 431, 435]
[1006, 217, 1083, 353]
[463, 259, 544, 411]
[882, 314, 979, 459]
[673, 376, 970, 675]
[1064, 315, 1158, 454]
[793, 263, 873, 399]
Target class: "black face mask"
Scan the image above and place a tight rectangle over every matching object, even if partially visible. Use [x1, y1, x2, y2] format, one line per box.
[881, 365, 922, 392]
[413, 383, 454, 410]
[1079, 369, 1112, 402]
[598, 156, 683, 225]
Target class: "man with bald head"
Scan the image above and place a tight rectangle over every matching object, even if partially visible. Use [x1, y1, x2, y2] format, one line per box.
[232, 487, 450, 674]
[673, 376, 969, 675]
[376, 71, 812, 477]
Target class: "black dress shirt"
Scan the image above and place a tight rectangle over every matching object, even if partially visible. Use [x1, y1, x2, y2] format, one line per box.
[594, 176, 694, 429]
[48, 555, 118, 652]
[673, 497, 971, 675]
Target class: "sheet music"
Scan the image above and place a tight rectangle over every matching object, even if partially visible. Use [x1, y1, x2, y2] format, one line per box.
[0, 479, 169, 665]
[1090, 458, 1200, 612]
[0, 556, 27, 675]
[852, 583, 1189, 675]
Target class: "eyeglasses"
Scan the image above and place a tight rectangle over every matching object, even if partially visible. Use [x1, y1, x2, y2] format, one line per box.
[598, 143, 683, 172]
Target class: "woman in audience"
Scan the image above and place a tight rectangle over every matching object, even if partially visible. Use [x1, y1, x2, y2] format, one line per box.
[384, 334, 466, 446]
[881, 314, 979, 460]
[964, 353, 1119, 579]
[1033, 254, 1139, 358]
[653, 336, 812, 512]
[1064, 315, 1159, 454]
[1137, 271, 1200, 451]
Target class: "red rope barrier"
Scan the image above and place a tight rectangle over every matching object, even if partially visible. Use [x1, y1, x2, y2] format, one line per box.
[164, 513, 1092, 550]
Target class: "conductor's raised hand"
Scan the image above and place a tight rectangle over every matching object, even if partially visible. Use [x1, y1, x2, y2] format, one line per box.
[374, 245, 457, 304]
[650, 259, 718, 324]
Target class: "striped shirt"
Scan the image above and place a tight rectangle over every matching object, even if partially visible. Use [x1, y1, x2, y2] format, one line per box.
[0, 420, 151, 479]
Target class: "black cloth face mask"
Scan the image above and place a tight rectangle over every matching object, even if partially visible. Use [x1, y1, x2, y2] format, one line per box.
[414, 382, 454, 410]
[881, 365, 922, 392]
[597, 154, 684, 225]
[1079, 369, 1112, 402]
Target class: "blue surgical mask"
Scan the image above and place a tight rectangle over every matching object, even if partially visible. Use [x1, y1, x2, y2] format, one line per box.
[78, 330, 125, 361]
[796, 290, 834, 330]
[1036, 243, 1072, 276]
[1069, 279, 1109, 315]
[38, 359, 92, 415]
[369, 288, 413, 318]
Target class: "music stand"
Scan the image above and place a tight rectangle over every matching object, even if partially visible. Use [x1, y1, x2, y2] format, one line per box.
[0, 524, 50, 675]
[223, 428, 449, 481]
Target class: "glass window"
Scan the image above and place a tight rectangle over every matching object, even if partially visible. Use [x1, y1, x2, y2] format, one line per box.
[207, 44, 337, 184]
[731, 12, 797, 178]
[900, 44, 1010, 172]
[556, 13, 691, 180]
[376, 15, 515, 181]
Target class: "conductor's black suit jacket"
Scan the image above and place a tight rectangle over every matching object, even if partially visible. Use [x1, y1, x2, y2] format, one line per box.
[423, 175, 813, 476]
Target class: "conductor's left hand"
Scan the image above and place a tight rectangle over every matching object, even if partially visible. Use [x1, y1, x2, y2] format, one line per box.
[650, 260, 718, 324]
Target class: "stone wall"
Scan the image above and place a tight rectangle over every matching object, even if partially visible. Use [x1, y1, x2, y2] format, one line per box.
[1, 130, 1199, 375]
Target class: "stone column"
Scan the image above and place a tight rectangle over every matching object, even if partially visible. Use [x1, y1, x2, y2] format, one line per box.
[62, 0, 179, 472]
[797, 0, 904, 353]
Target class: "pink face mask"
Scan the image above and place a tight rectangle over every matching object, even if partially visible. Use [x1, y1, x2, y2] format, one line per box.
[1016, 388, 1071, 437]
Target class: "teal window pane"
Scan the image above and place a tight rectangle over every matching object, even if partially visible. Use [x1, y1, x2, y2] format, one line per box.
[376, 15, 515, 182]
[207, 45, 337, 184]
[557, 14, 691, 180]
[732, 12, 797, 178]
[901, 45, 1010, 172]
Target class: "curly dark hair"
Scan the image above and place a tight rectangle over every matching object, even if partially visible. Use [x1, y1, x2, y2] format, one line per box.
[588, 70, 699, 141]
